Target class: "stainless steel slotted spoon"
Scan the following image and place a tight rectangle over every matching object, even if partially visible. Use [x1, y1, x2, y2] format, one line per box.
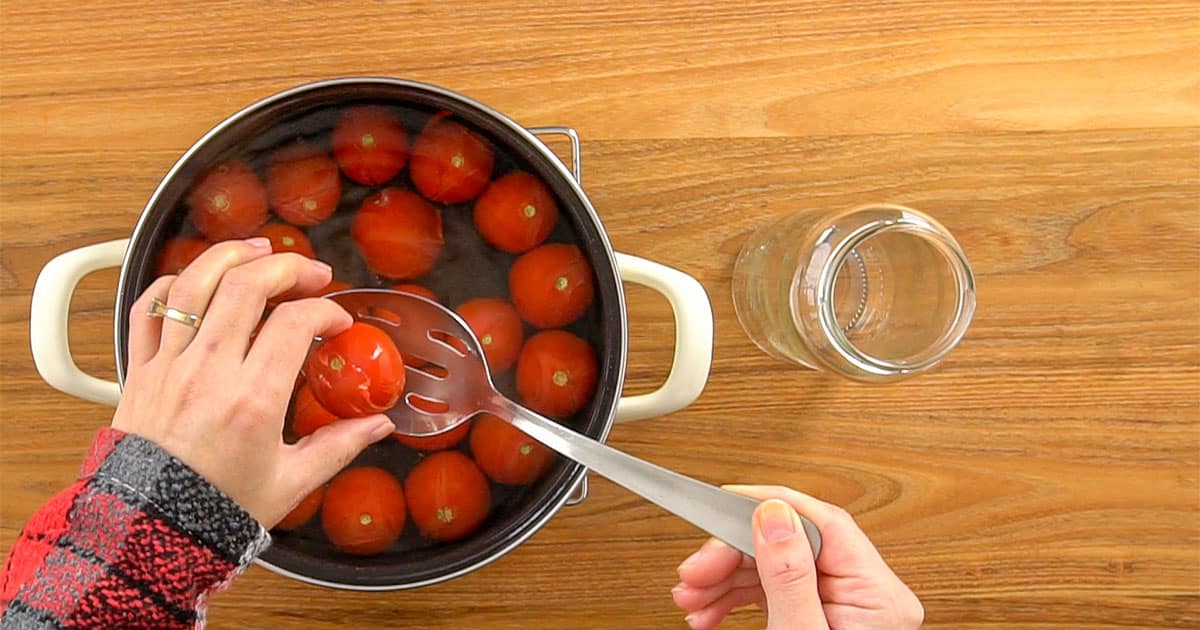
[324, 289, 822, 559]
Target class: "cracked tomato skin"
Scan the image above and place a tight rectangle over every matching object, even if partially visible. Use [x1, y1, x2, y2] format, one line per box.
[304, 322, 406, 418]
[321, 467, 406, 556]
[352, 187, 444, 279]
[515, 329, 598, 418]
[469, 413, 554, 485]
[454, 298, 524, 373]
[409, 113, 494, 203]
[332, 105, 409, 185]
[404, 451, 491, 542]
[473, 171, 558, 254]
[186, 160, 269, 240]
[266, 143, 342, 226]
[508, 243, 595, 328]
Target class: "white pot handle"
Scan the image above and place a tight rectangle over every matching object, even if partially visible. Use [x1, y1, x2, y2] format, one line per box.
[30, 238, 129, 407]
[613, 253, 713, 423]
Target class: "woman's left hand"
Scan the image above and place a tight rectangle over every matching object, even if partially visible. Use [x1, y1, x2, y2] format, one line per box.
[110, 237, 395, 527]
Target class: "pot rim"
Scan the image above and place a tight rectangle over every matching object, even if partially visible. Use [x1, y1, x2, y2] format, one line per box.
[112, 76, 629, 590]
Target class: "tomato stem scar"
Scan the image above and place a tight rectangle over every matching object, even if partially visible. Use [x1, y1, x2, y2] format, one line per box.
[211, 194, 229, 209]
[519, 444, 533, 456]
[330, 356, 345, 371]
[451, 155, 465, 168]
[554, 276, 568, 290]
[523, 204, 536, 218]
[481, 334, 493, 345]
[436, 507, 455, 524]
[552, 370, 568, 386]
[361, 133, 376, 148]
[359, 513, 372, 526]
[303, 199, 317, 211]
[281, 236, 295, 246]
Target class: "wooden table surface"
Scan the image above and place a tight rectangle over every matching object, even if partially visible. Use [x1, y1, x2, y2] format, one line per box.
[2, 1, 1198, 628]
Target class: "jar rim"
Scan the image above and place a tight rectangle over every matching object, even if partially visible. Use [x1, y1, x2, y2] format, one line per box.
[813, 205, 976, 377]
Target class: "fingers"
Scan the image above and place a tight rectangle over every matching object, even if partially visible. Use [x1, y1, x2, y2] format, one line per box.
[159, 238, 273, 356]
[127, 275, 175, 366]
[752, 499, 828, 630]
[282, 415, 395, 499]
[193, 253, 334, 359]
[681, 586, 766, 630]
[244, 298, 353, 401]
[677, 538, 751, 587]
[723, 484, 886, 574]
[673, 567, 762, 611]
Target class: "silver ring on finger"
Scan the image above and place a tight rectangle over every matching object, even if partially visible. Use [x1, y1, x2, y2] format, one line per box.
[147, 297, 204, 330]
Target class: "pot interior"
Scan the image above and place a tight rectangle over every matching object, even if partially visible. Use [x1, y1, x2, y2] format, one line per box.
[114, 79, 625, 588]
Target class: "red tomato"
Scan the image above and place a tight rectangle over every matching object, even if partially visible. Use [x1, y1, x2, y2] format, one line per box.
[321, 279, 353, 296]
[394, 420, 470, 451]
[275, 485, 325, 531]
[508, 244, 595, 328]
[156, 236, 209, 276]
[254, 222, 315, 258]
[266, 144, 341, 226]
[392, 283, 438, 302]
[469, 413, 554, 485]
[292, 382, 341, 437]
[473, 171, 558, 253]
[186, 160, 269, 240]
[455, 298, 524, 373]
[305, 322, 406, 417]
[410, 113, 494, 203]
[404, 451, 491, 542]
[352, 188, 444, 279]
[332, 106, 409, 185]
[321, 467, 406, 556]
[516, 330, 598, 417]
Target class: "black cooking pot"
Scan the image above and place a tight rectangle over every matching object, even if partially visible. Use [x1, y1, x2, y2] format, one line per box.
[30, 77, 714, 590]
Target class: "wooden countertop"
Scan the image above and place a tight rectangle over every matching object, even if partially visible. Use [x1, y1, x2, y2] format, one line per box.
[2, 2, 1197, 627]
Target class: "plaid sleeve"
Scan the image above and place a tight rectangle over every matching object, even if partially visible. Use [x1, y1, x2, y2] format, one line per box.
[0, 428, 270, 629]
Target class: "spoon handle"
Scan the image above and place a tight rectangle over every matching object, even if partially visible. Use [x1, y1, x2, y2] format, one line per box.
[495, 398, 822, 559]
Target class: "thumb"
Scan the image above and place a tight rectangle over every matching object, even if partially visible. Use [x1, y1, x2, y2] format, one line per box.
[753, 499, 829, 630]
[288, 415, 394, 491]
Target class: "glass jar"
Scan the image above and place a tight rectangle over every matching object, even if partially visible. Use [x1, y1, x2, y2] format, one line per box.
[732, 203, 976, 382]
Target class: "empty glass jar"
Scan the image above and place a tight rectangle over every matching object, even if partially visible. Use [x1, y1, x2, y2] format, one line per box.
[732, 203, 976, 382]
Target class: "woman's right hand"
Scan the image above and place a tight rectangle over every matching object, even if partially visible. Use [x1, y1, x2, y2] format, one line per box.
[672, 485, 924, 629]
[111, 238, 395, 527]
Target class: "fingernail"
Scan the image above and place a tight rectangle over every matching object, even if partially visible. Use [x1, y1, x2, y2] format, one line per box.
[684, 613, 700, 629]
[671, 583, 686, 595]
[246, 237, 271, 249]
[758, 499, 798, 543]
[311, 259, 332, 273]
[368, 418, 395, 442]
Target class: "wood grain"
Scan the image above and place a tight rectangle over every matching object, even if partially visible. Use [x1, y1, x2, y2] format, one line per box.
[2, 1, 1198, 628]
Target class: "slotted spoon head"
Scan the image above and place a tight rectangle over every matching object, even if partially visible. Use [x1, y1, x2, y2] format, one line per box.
[319, 289, 499, 437]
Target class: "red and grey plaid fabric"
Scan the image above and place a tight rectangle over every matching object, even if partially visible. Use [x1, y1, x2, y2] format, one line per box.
[0, 428, 270, 628]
